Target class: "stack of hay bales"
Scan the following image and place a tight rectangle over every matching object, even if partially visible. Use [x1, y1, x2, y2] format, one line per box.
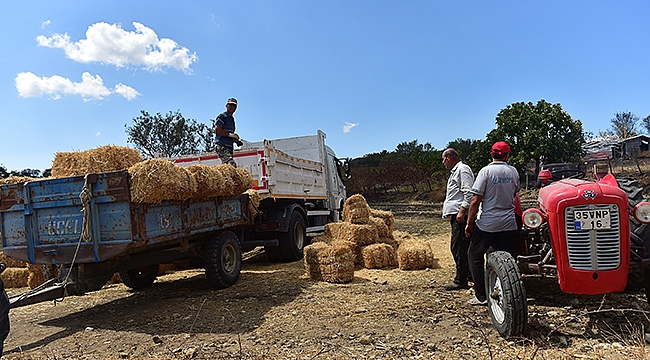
[304, 194, 438, 283]
[51, 145, 142, 178]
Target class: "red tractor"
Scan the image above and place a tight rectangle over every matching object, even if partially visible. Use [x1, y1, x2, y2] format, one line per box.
[486, 163, 650, 338]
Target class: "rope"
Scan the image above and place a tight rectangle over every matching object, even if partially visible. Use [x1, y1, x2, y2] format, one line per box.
[55, 175, 93, 304]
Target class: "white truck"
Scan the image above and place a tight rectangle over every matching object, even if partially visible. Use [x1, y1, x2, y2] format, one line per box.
[170, 130, 350, 262]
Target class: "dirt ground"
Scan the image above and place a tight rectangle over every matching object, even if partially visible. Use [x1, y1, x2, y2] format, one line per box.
[3, 203, 650, 359]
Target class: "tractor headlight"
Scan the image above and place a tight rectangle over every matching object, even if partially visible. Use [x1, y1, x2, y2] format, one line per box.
[522, 208, 545, 229]
[633, 202, 650, 224]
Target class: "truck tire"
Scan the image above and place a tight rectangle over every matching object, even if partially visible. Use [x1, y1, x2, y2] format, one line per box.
[618, 178, 650, 290]
[278, 210, 307, 262]
[118, 264, 159, 290]
[204, 231, 242, 289]
[486, 251, 528, 338]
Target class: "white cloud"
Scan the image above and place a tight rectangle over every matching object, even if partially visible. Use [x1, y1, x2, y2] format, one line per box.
[36, 22, 197, 72]
[15, 72, 140, 101]
[343, 122, 359, 133]
[114, 83, 140, 100]
[41, 20, 51, 29]
[95, 131, 101, 136]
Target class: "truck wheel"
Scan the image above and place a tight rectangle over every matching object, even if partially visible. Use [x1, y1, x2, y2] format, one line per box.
[486, 251, 528, 338]
[118, 264, 159, 290]
[204, 231, 242, 289]
[619, 178, 650, 290]
[278, 211, 307, 262]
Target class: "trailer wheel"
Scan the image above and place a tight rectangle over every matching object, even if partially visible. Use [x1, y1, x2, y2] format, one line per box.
[486, 251, 528, 338]
[204, 231, 242, 289]
[278, 210, 307, 262]
[119, 264, 159, 290]
[619, 178, 650, 290]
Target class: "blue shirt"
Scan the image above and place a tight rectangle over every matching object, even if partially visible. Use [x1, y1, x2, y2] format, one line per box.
[215, 111, 236, 148]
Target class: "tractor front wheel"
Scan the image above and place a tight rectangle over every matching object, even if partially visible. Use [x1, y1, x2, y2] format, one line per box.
[486, 251, 528, 338]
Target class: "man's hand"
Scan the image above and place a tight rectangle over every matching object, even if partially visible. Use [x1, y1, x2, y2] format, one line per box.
[465, 222, 474, 238]
[457, 207, 467, 224]
[229, 133, 240, 140]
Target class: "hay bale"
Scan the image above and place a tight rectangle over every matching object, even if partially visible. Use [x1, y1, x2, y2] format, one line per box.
[215, 164, 237, 196]
[0, 176, 43, 185]
[342, 194, 371, 224]
[128, 159, 196, 203]
[304, 242, 330, 280]
[327, 222, 377, 247]
[0, 253, 27, 268]
[318, 244, 355, 283]
[52, 145, 142, 178]
[233, 167, 253, 195]
[358, 243, 396, 269]
[376, 236, 398, 249]
[1, 267, 29, 288]
[393, 231, 414, 245]
[368, 216, 392, 239]
[244, 189, 261, 217]
[370, 209, 395, 231]
[27, 264, 45, 289]
[311, 234, 333, 244]
[397, 239, 437, 270]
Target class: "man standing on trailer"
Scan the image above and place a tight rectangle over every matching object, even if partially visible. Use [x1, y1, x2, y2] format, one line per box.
[214, 97, 242, 167]
[441, 148, 474, 291]
[464, 141, 520, 306]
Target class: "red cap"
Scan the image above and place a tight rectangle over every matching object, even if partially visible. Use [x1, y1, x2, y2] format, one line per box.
[491, 141, 511, 155]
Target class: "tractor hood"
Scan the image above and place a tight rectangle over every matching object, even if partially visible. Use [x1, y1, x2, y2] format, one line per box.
[537, 174, 626, 214]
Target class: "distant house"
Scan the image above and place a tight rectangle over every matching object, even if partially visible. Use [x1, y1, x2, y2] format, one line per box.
[621, 134, 650, 157]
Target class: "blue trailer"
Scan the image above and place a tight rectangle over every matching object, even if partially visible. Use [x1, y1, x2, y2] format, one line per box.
[0, 170, 269, 308]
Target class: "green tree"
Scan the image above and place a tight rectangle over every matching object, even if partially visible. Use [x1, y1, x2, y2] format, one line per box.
[0, 164, 8, 178]
[641, 114, 650, 135]
[471, 100, 584, 173]
[125, 110, 214, 158]
[9, 169, 41, 177]
[609, 111, 639, 140]
[445, 138, 479, 161]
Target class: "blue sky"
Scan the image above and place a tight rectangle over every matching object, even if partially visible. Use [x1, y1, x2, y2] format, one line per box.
[2, 1, 650, 172]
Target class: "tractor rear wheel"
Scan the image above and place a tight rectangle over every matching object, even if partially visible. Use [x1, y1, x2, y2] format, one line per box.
[618, 178, 650, 291]
[486, 251, 528, 338]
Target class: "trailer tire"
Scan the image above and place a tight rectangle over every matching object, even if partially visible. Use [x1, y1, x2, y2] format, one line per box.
[204, 231, 242, 289]
[118, 264, 159, 290]
[278, 210, 307, 262]
[619, 178, 650, 291]
[486, 251, 528, 338]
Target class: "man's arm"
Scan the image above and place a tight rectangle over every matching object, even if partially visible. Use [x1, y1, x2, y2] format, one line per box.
[465, 194, 482, 238]
[457, 167, 474, 223]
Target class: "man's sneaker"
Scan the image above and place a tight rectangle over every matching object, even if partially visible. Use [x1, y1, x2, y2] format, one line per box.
[467, 296, 487, 306]
[444, 282, 469, 291]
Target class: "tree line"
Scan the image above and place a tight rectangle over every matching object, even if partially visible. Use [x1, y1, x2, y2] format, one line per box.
[3, 99, 646, 191]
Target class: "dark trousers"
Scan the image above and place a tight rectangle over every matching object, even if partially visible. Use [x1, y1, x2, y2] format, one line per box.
[468, 227, 517, 301]
[449, 214, 471, 285]
[0, 278, 9, 356]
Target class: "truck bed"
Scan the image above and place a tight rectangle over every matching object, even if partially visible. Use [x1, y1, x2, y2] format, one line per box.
[0, 170, 250, 265]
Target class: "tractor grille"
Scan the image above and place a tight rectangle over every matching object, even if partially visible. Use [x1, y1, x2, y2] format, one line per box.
[564, 204, 621, 270]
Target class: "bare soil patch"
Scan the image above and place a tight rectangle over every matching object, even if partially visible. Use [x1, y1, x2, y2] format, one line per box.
[3, 203, 650, 359]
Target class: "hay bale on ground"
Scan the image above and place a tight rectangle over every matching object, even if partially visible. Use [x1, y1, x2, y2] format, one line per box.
[397, 239, 437, 270]
[370, 209, 395, 231]
[393, 231, 414, 245]
[376, 236, 398, 249]
[304, 242, 330, 280]
[52, 145, 141, 178]
[368, 216, 393, 239]
[1, 267, 29, 288]
[27, 264, 45, 289]
[342, 194, 371, 224]
[318, 244, 355, 283]
[128, 159, 196, 203]
[358, 243, 397, 269]
[326, 222, 378, 247]
[0, 253, 27, 268]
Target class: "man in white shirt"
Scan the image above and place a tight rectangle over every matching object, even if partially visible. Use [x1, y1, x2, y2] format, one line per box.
[464, 141, 520, 305]
[441, 148, 474, 291]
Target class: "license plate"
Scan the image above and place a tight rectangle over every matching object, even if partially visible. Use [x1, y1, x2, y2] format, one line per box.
[573, 209, 611, 230]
